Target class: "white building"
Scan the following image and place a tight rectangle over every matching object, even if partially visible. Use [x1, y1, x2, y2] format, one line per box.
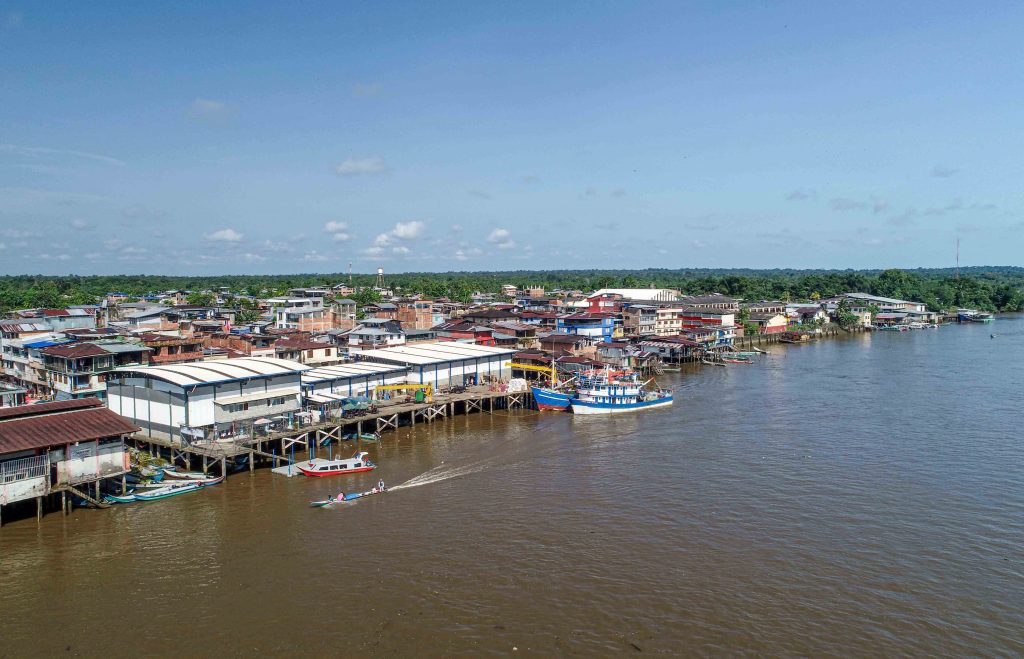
[106, 357, 308, 442]
[353, 342, 517, 388]
[589, 288, 681, 302]
[302, 362, 410, 401]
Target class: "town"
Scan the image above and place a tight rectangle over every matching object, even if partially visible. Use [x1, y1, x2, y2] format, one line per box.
[0, 271, 960, 524]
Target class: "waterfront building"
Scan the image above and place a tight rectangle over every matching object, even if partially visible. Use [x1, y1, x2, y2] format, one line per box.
[346, 318, 406, 349]
[106, 357, 308, 443]
[678, 308, 736, 346]
[0, 399, 137, 521]
[136, 333, 204, 365]
[301, 362, 410, 400]
[655, 307, 683, 336]
[354, 341, 517, 388]
[677, 294, 740, 312]
[748, 313, 788, 334]
[841, 293, 927, 313]
[41, 341, 151, 401]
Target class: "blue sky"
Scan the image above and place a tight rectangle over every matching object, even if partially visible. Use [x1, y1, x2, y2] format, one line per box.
[1, 1, 1022, 275]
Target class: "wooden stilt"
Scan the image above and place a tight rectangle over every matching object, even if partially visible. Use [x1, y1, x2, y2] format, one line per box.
[203, 455, 208, 475]
[61, 490, 67, 515]
[249, 450, 255, 472]
[36, 497, 42, 523]
[121, 475, 127, 495]
[221, 458, 226, 477]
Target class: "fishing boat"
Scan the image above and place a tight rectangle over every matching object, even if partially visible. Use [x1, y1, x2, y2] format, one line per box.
[531, 386, 572, 411]
[958, 309, 995, 323]
[569, 369, 673, 415]
[297, 451, 375, 477]
[309, 498, 337, 508]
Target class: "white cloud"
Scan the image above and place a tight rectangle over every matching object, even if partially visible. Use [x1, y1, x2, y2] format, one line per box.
[188, 98, 232, 120]
[335, 156, 388, 176]
[0, 143, 125, 166]
[362, 246, 385, 257]
[392, 246, 411, 255]
[451, 224, 463, 232]
[487, 228, 516, 249]
[70, 218, 93, 231]
[373, 233, 392, 247]
[242, 253, 267, 263]
[392, 220, 424, 239]
[205, 228, 243, 242]
[302, 251, 330, 262]
[324, 220, 351, 242]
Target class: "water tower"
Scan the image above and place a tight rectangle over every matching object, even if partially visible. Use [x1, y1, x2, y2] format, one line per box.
[375, 267, 385, 289]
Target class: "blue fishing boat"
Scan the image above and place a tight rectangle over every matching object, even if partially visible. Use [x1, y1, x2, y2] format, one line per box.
[531, 386, 572, 411]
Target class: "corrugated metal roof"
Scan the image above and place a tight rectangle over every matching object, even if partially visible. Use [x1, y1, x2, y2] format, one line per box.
[356, 342, 516, 366]
[302, 362, 408, 384]
[114, 356, 308, 387]
[0, 400, 139, 453]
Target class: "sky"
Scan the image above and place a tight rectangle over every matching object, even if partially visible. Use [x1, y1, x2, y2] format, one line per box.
[1, 1, 1022, 275]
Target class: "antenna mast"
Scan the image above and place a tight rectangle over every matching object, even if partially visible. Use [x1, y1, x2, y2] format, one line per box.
[348, 261, 352, 286]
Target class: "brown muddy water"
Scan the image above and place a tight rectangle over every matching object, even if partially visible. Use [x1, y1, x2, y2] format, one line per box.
[1, 318, 1022, 657]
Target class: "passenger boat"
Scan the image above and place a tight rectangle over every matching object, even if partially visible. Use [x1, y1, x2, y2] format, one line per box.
[297, 452, 375, 477]
[569, 369, 673, 415]
[958, 309, 995, 323]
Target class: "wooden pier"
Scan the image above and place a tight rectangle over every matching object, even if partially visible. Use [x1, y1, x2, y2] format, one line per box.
[129, 386, 532, 475]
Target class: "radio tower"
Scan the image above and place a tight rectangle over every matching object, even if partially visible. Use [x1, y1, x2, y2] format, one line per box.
[348, 261, 353, 286]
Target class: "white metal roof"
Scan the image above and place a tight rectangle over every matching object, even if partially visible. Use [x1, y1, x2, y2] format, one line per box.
[115, 357, 308, 387]
[302, 362, 409, 384]
[355, 342, 516, 366]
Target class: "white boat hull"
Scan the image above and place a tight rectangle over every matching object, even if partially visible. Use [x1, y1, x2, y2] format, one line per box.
[570, 397, 674, 414]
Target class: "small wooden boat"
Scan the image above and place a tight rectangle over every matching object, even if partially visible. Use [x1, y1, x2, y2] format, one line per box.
[659, 366, 681, 373]
[342, 432, 379, 441]
[134, 481, 203, 501]
[297, 452, 375, 477]
[133, 479, 173, 491]
[309, 498, 336, 508]
[103, 492, 137, 504]
[343, 480, 388, 501]
[162, 469, 210, 480]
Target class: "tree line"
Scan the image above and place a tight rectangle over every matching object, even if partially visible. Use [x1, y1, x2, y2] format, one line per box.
[1, 267, 1022, 313]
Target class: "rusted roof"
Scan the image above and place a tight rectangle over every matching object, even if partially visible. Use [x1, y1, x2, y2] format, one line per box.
[40, 343, 111, 359]
[0, 399, 140, 453]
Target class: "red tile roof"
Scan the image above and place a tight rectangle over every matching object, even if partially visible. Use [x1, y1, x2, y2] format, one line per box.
[0, 399, 140, 453]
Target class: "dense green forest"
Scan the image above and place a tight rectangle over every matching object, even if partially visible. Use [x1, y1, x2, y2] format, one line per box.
[1, 267, 1022, 313]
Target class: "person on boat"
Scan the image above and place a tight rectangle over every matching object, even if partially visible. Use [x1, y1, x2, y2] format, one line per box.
[337, 491, 345, 500]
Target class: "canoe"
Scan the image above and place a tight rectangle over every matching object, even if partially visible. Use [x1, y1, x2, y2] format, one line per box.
[309, 499, 337, 508]
[342, 432, 379, 441]
[162, 469, 210, 480]
[134, 482, 203, 501]
[343, 485, 387, 501]
[103, 492, 137, 504]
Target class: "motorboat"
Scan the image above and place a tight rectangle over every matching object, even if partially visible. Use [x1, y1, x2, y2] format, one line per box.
[297, 452, 375, 477]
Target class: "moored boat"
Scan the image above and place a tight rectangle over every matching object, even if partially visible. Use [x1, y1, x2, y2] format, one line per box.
[134, 481, 204, 501]
[297, 452, 375, 477]
[568, 369, 673, 415]
[531, 386, 572, 411]
[342, 432, 380, 441]
[161, 469, 209, 480]
[103, 492, 137, 504]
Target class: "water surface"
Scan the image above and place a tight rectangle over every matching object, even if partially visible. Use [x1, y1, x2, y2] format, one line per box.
[2, 318, 1022, 656]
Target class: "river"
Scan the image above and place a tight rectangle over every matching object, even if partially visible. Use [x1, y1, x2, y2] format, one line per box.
[1, 317, 1022, 656]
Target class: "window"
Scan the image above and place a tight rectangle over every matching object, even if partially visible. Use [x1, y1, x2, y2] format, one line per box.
[353, 463, 361, 468]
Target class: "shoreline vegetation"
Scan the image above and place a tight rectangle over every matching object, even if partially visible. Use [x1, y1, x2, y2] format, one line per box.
[1, 266, 1023, 313]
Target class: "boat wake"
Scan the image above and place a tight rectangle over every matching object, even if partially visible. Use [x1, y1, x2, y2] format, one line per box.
[389, 460, 492, 491]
